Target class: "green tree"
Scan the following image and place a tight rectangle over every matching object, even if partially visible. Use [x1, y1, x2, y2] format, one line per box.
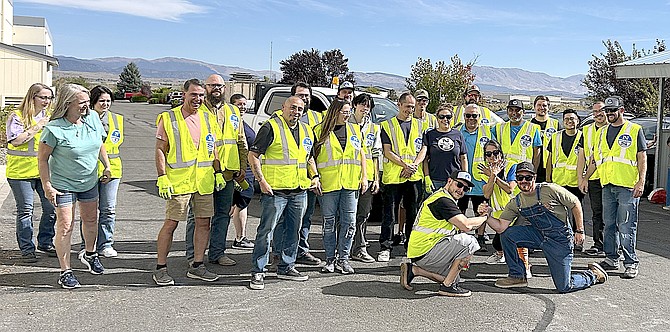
[405, 55, 475, 113]
[363, 86, 381, 94]
[388, 89, 399, 101]
[117, 62, 143, 93]
[583, 39, 668, 115]
[280, 48, 355, 86]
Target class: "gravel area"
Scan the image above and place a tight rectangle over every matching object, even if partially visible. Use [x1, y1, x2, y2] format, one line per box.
[0, 147, 6, 165]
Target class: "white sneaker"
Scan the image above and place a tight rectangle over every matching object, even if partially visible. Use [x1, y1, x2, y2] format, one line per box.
[377, 250, 391, 262]
[485, 252, 505, 264]
[100, 247, 118, 258]
[526, 265, 533, 279]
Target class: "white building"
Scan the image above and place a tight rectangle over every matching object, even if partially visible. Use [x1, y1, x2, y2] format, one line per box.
[0, 0, 58, 106]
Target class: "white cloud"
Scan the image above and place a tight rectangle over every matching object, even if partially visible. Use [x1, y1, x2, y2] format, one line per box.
[21, 0, 207, 22]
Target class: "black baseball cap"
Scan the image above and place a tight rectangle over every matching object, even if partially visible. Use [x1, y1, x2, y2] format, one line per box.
[516, 161, 536, 174]
[507, 99, 524, 110]
[450, 171, 474, 187]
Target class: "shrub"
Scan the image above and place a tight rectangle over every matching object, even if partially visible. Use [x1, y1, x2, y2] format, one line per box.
[0, 105, 15, 148]
[148, 98, 159, 104]
[152, 93, 167, 104]
[131, 95, 148, 103]
[171, 99, 183, 108]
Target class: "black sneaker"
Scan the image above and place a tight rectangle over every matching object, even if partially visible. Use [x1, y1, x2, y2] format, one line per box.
[277, 267, 309, 281]
[584, 246, 605, 257]
[392, 232, 405, 246]
[598, 259, 619, 271]
[295, 252, 321, 266]
[477, 237, 488, 252]
[58, 270, 81, 289]
[574, 244, 584, 253]
[232, 237, 255, 250]
[37, 245, 57, 257]
[21, 252, 38, 263]
[438, 282, 472, 297]
[250, 273, 265, 290]
[79, 251, 104, 275]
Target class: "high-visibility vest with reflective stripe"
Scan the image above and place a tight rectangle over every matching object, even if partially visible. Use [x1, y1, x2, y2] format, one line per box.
[262, 116, 313, 190]
[480, 162, 514, 218]
[361, 121, 380, 181]
[595, 121, 641, 189]
[550, 130, 582, 187]
[495, 121, 540, 166]
[540, 118, 560, 167]
[583, 123, 604, 180]
[466, 124, 492, 182]
[6, 110, 43, 179]
[407, 189, 458, 258]
[314, 123, 363, 193]
[157, 106, 218, 195]
[97, 112, 124, 178]
[415, 112, 437, 133]
[452, 105, 497, 127]
[381, 117, 423, 184]
[305, 109, 323, 127]
[212, 103, 241, 171]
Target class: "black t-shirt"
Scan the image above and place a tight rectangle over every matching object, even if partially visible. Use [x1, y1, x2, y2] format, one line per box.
[381, 118, 412, 145]
[427, 196, 463, 222]
[422, 129, 467, 181]
[531, 118, 548, 179]
[250, 120, 302, 155]
[333, 124, 347, 150]
[605, 123, 647, 152]
[547, 131, 584, 157]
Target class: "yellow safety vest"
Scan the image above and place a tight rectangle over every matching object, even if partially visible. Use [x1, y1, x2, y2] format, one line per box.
[539, 118, 560, 167]
[211, 103, 241, 172]
[305, 109, 323, 127]
[407, 189, 458, 258]
[261, 116, 313, 190]
[582, 123, 604, 181]
[6, 109, 44, 179]
[550, 130, 582, 187]
[594, 121, 641, 189]
[481, 162, 514, 218]
[97, 111, 124, 178]
[314, 123, 363, 193]
[415, 112, 437, 133]
[495, 121, 541, 166]
[452, 105, 497, 127]
[381, 117, 423, 184]
[157, 105, 218, 195]
[361, 121, 380, 182]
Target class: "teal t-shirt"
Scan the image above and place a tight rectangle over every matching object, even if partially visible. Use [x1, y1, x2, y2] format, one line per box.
[41, 113, 107, 192]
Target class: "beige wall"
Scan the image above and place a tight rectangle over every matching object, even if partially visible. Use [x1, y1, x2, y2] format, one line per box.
[13, 25, 53, 55]
[0, 0, 13, 45]
[0, 48, 53, 106]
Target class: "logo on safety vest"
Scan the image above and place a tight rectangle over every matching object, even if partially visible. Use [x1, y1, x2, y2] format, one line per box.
[520, 134, 532, 148]
[205, 133, 215, 154]
[478, 136, 490, 147]
[110, 130, 121, 144]
[546, 127, 557, 136]
[303, 137, 313, 153]
[437, 137, 455, 152]
[350, 135, 362, 150]
[618, 134, 632, 148]
[574, 146, 580, 156]
[230, 114, 239, 131]
[414, 137, 423, 153]
[481, 118, 490, 124]
[365, 132, 375, 147]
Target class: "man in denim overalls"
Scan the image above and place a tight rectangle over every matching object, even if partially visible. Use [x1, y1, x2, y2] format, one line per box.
[479, 161, 608, 292]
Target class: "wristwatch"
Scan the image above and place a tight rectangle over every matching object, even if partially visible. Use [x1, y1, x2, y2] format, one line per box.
[311, 174, 320, 180]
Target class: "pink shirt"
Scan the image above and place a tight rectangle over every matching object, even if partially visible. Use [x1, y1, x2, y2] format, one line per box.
[156, 108, 201, 149]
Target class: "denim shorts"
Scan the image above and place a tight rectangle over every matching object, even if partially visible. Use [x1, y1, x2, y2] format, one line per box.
[55, 184, 99, 207]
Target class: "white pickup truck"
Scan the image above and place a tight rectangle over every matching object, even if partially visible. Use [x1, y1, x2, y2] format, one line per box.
[242, 83, 399, 132]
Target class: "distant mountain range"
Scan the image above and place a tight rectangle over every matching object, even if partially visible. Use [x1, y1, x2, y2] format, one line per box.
[55, 56, 587, 97]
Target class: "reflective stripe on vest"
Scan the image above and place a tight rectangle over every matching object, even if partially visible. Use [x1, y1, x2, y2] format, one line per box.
[381, 117, 423, 184]
[315, 123, 363, 192]
[99, 112, 124, 178]
[6, 109, 42, 179]
[496, 121, 537, 165]
[166, 110, 213, 169]
[407, 189, 458, 258]
[261, 116, 312, 189]
[595, 122, 640, 188]
[470, 124, 492, 182]
[550, 130, 581, 186]
[583, 123, 604, 180]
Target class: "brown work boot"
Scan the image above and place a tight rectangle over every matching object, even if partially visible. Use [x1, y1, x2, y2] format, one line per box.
[588, 262, 609, 284]
[495, 276, 528, 288]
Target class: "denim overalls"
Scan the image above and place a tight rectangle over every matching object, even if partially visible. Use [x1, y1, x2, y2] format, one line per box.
[500, 184, 597, 293]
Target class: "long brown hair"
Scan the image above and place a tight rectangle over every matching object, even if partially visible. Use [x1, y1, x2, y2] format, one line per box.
[313, 99, 350, 160]
[18, 83, 53, 126]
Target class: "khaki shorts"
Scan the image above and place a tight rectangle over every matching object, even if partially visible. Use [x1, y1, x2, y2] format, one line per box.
[166, 193, 214, 221]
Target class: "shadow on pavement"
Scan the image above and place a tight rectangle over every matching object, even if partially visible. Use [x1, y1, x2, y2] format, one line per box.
[123, 180, 159, 197]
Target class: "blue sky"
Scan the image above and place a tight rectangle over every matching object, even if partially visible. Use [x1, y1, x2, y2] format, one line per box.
[13, 0, 670, 78]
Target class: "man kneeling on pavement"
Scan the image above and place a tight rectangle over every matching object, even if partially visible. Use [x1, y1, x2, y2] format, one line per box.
[401, 171, 487, 297]
[479, 161, 607, 293]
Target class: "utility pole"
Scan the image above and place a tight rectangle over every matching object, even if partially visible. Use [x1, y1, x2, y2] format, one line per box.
[269, 41, 274, 82]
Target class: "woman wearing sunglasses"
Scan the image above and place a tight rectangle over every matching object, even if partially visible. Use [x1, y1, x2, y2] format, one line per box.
[420, 104, 467, 193]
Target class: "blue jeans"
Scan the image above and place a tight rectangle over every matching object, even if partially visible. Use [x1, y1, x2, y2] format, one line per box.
[8, 178, 56, 254]
[296, 190, 317, 257]
[185, 180, 234, 261]
[601, 184, 639, 267]
[319, 189, 358, 260]
[251, 191, 307, 274]
[501, 185, 597, 293]
[96, 178, 120, 251]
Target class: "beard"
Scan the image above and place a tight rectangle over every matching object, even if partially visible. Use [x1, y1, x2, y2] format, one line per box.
[207, 93, 223, 105]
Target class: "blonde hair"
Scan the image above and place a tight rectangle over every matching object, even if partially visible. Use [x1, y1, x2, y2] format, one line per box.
[18, 83, 53, 127]
[51, 84, 89, 120]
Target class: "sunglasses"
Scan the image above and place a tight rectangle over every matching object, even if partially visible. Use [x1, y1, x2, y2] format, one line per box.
[206, 84, 224, 89]
[454, 181, 471, 192]
[604, 108, 619, 113]
[484, 150, 501, 158]
[516, 175, 535, 182]
[437, 114, 453, 120]
[464, 113, 479, 119]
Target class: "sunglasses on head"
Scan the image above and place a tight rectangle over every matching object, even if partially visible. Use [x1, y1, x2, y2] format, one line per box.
[454, 181, 471, 192]
[516, 175, 535, 182]
[437, 114, 453, 120]
[484, 150, 501, 157]
[464, 113, 479, 119]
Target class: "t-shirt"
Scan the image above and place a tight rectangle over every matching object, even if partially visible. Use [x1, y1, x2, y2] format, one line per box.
[250, 120, 301, 155]
[460, 126, 485, 196]
[422, 128, 467, 181]
[497, 164, 517, 183]
[6, 109, 49, 143]
[380, 118, 412, 145]
[491, 122, 542, 147]
[427, 195, 463, 222]
[499, 183, 579, 226]
[156, 108, 202, 148]
[605, 123, 646, 152]
[333, 124, 347, 150]
[242, 121, 256, 179]
[41, 113, 107, 192]
[547, 131, 584, 157]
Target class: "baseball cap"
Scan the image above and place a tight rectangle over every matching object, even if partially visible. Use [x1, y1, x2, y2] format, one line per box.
[415, 89, 429, 100]
[449, 171, 474, 187]
[465, 84, 481, 95]
[603, 96, 624, 110]
[507, 99, 524, 109]
[515, 161, 536, 174]
[338, 81, 355, 91]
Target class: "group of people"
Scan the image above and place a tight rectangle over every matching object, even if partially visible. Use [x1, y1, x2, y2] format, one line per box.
[6, 78, 646, 295]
